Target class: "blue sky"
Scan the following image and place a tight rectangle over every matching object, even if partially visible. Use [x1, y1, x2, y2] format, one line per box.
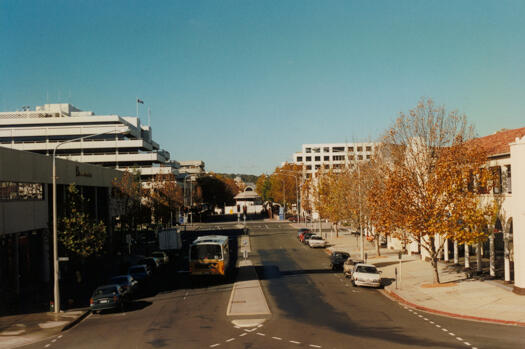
[1, 1, 524, 175]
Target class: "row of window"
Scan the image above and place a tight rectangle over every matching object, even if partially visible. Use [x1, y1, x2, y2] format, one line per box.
[0, 182, 44, 201]
[304, 145, 373, 153]
[303, 163, 350, 171]
[296, 154, 371, 162]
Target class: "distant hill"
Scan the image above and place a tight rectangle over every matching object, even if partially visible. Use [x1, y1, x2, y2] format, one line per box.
[217, 173, 259, 184]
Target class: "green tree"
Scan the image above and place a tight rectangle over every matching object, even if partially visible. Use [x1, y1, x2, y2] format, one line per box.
[59, 184, 107, 258]
[255, 174, 272, 202]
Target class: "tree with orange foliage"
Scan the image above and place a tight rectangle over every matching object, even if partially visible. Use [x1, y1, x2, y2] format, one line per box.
[269, 163, 302, 214]
[150, 173, 184, 226]
[112, 170, 146, 235]
[379, 98, 498, 283]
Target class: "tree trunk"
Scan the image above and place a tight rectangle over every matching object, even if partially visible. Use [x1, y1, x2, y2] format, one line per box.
[376, 235, 381, 257]
[335, 223, 339, 238]
[453, 240, 459, 265]
[476, 242, 482, 273]
[431, 257, 440, 284]
[464, 243, 470, 269]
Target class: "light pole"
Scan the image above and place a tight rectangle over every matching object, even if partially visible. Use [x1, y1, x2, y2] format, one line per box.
[184, 176, 193, 225]
[52, 127, 126, 313]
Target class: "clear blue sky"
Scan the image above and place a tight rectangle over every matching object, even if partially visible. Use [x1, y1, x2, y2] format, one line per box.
[2, 0, 524, 175]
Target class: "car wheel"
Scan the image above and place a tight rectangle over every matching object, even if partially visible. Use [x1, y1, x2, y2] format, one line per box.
[351, 279, 356, 287]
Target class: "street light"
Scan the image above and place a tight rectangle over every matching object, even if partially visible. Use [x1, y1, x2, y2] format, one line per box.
[52, 127, 126, 313]
[183, 175, 194, 225]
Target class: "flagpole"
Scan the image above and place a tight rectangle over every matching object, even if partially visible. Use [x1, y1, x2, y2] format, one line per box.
[136, 97, 138, 118]
[148, 107, 151, 127]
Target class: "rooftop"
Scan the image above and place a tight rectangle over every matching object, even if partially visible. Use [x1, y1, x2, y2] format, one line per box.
[473, 127, 525, 156]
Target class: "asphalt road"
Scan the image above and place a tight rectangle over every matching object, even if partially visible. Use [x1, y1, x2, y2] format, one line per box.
[21, 221, 525, 349]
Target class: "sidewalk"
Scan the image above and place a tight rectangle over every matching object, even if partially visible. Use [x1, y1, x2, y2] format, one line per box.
[0, 309, 89, 349]
[291, 224, 525, 326]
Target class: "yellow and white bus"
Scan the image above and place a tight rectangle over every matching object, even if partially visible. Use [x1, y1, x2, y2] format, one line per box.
[189, 235, 230, 277]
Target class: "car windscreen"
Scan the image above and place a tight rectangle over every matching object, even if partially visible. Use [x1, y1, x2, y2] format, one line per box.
[94, 286, 118, 296]
[311, 236, 322, 240]
[191, 244, 222, 260]
[129, 266, 146, 273]
[356, 266, 378, 274]
[110, 277, 128, 284]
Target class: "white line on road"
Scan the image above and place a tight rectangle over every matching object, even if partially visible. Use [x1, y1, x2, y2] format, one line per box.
[257, 333, 265, 336]
[51, 339, 57, 342]
[239, 333, 247, 337]
[210, 344, 220, 348]
[435, 324, 441, 328]
[57, 335, 62, 339]
[225, 338, 235, 342]
[449, 333, 455, 336]
[423, 318, 428, 321]
[442, 328, 448, 332]
[429, 321, 434, 324]
[309, 345, 322, 348]
[45, 345, 50, 348]
[272, 336, 282, 340]
[456, 337, 463, 341]
[418, 315, 423, 318]
[290, 340, 301, 344]
[464, 342, 471, 346]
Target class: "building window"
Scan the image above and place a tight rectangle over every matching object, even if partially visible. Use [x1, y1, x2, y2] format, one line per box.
[349, 155, 355, 161]
[491, 166, 502, 194]
[333, 164, 342, 169]
[506, 165, 511, 194]
[358, 155, 363, 160]
[333, 147, 344, 152]
[323, 147, 329, 152]
[313, 147, 321, 153]
[306, 156, 311, 161]
[324, 164, 330, 169]
[333, 155, 345, 161]
[0, 182, 44, 201]
[315, 156, 321, 161]
[324, 156, 329, 161]
[357, 146, 363, 152]
[366, 146, 372, 151]
[296, 156, 303, 162]
[315, 164, 321, 170]
[306, 165, 312, 170]
[366, 155, 371, 159]
[348, 146, 354, 152]
[305, 148, 311, 153]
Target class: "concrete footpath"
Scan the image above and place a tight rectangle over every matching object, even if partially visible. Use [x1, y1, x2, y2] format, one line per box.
[0, 309, 89, 349]
[305, 225, 525, 326]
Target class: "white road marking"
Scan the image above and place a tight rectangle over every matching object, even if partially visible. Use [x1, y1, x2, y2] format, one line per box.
[210, 344, 220, 348]
[225, 338, 235, 342]
[234, 326, 240, 329]
[45, 345, 50, 348]
[309, 345, 322, 348]
[464, 342, 471, 346]
[429, 321, 434, 324]
[290, 340, 301, 344]
[449, 333, 455, 336]
[418, 315, 423, 318]
[442, 328, 448, 332]
[456, 337, 463, 341]
[51, 339, 57, 342]
[423, 318, 428, 321]
[272, 336, 282, 340]
[257, 333, 265, 336]
[239, 333, 247, 337]
[265, 225, 269, 229]
[57, 335, 63, 339]
[435, 324, 441, 328]
[257, 324, 263, 328]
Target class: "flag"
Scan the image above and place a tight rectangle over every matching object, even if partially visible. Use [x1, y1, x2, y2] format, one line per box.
[137, 98, 144, 104]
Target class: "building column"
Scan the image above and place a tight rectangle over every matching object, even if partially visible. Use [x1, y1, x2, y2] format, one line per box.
[504, 231, 511, 283]
[464, 243, 470, 269]
[510, 135, 525, 294]
[489, 233, 495, 278]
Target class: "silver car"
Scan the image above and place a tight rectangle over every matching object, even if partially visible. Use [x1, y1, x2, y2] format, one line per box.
[351, 263, 382, 288]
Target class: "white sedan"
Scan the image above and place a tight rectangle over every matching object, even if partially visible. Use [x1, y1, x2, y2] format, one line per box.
[351, 263, 382, 288]
[307, 235, 327, 248]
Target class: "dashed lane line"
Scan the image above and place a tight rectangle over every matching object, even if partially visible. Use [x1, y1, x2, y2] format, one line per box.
[257, 333, 265, 336]
[290, 340, 301, 344]
[225, 338, 235, 342]
[272, 336, 282, 340]
[239, 333, 247, 337]
[210, 344, 220, 348]
[309, 345, 322, 348]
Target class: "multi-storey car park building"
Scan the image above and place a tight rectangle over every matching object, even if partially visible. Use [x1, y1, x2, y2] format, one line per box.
[292, 142, 377, 177]
[0, 103, 178, 180]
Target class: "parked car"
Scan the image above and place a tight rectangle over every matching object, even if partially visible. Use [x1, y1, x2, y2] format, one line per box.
[329, 251, 350, 270]
[151, 251, 169, 265]
[307, 235, 327, 248]
[138, 257, 160, 273]
[128, 264, 150, 283]
[297, 228, 311, 240]
[343, 259, 363, 278]
[351, 263, 382, 288]
[90, 284, 130, 313]
[300, 232, 314, 244]
[108, 275, 139, 297]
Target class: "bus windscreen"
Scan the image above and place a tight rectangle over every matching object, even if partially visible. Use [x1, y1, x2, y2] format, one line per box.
[191, 244, 222, 260]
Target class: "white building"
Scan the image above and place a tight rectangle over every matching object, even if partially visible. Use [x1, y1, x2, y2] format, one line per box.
[292, 142, 377, 177]
[0, 103, 177, 179]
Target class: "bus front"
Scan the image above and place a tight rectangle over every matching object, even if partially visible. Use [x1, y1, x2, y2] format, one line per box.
[189, 243, 225, 276]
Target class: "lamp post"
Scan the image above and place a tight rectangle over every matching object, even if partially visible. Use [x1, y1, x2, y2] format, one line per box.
[52, 127, 125, 313]
[184, 175, 193, 225]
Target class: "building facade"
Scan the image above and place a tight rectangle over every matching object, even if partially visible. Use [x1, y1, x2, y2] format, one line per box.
[0, 103, 177, 180]
[292, 142, 377, 178]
